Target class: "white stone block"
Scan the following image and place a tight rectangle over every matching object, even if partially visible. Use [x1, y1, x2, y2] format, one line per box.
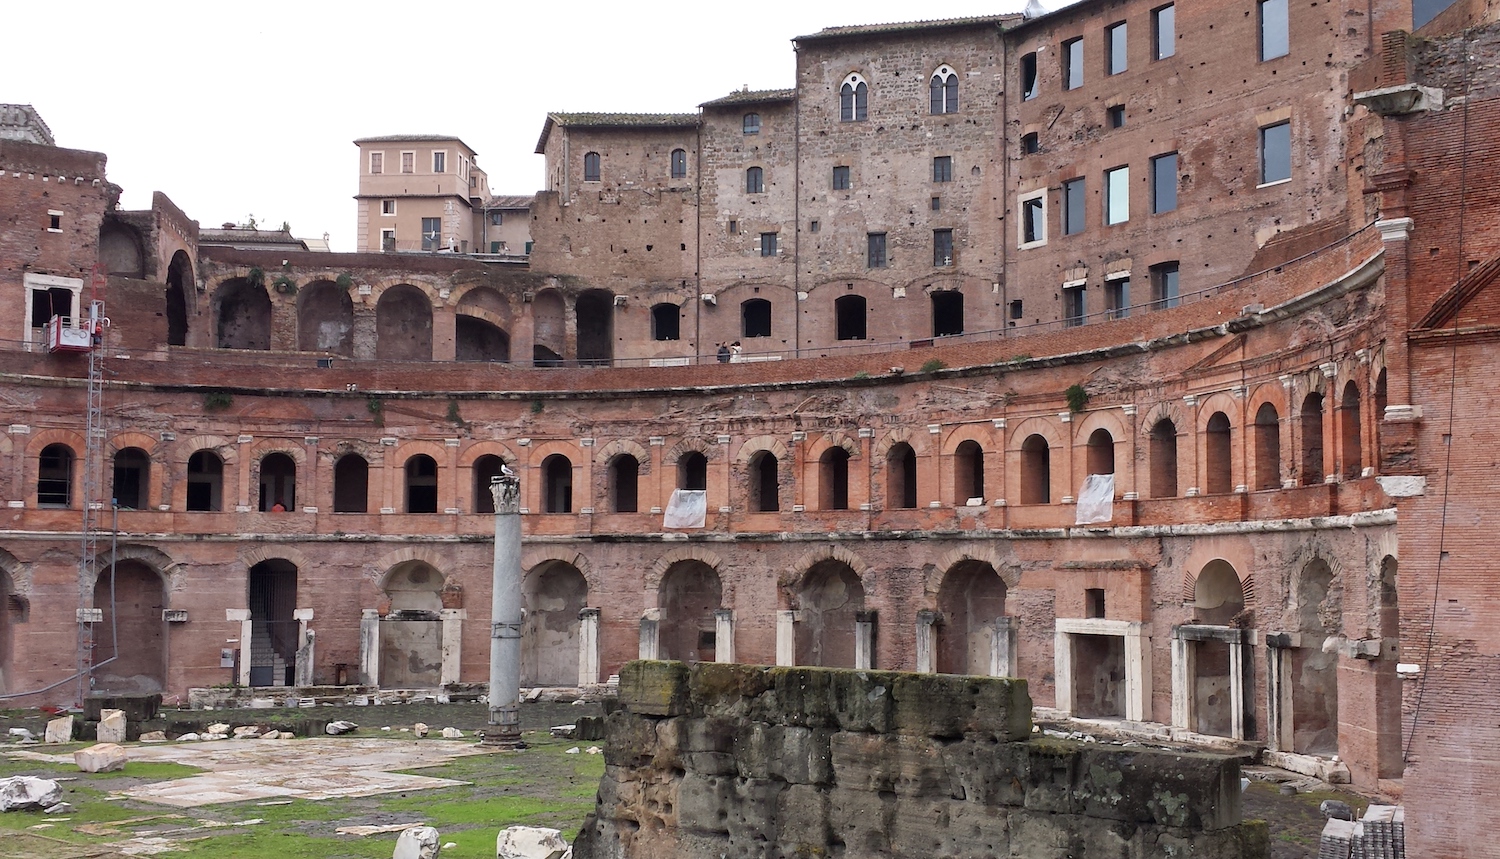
[393, 825, 441, 859]
[0, 776, 62, 811]
[413, 723, 430, 738]
[96, 709, 126, 744]
[496, 824, 569, 859]
[73, 743, 128, 773]
[44, 716, 73, 744]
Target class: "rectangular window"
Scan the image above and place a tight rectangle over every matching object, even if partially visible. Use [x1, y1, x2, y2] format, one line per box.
[1021, 194, 1046, 246]
[381, 199, 396, 216]
[400, 151, 415, 174]
[48, 211, 62, 232]
[867, 232, 887, 268]
[932, 156, 953, 183]
[491, 241, 502, 253]
[1106, 275, 1130, 319]
[421, 217, 441, 251]
[1260, 121, 1292, 184]
[380, 228, 396, 250]
[728, 219, 738, 235]
[1151, 261, 1180, 309]
[1022, 132, 1040, 154]
[1064, 283, 1086, 327]
[808, 220, 819, 233]
[369, 151, 384, 174]
[1153, 4, 1175, 59]
[1062, 178, 1086, 236]
[432, 151, 447, 173]
[1063, 37, 1084, 90]
[1107, 104, 1125, 128]
[1106, 22, 1127, 75]
[1259, 0, 1289, 60]
[1021, 52, 1039, 101]
[933, 229, 954, 266]
[490, 211, 503, 226]
[760, 232, 778, 257]
[1151, 153, 1178, 213]
[1105, 166, 1129, 225]
[833, 165, 851, 190]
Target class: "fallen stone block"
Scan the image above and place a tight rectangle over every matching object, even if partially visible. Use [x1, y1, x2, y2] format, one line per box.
[233, 726, 262, 738]
[8, 728, 36, 741]
[550, 724, 576, 738]
[44, 716, 74, 744]
[441, 727, 463, 739]
[44, 802, 75, 814]
[326, 720, 358, 735]
[207, 723, 230, 734]
[0, 776, 63, 811]
[96, 709, 126, 744]
[74, 743, 128, 773]
[139, 731, 167, 742]
[203, 733, 229, 741]
[413, 723, 430, 738]
[496, 824, 569, 859]
[1321, 799, 1354, 821]
[393, 824, 441, 858]
[175, 733, 201, 742]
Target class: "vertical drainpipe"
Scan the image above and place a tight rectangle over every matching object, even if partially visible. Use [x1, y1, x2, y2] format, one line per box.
[793, 43, 802, 360]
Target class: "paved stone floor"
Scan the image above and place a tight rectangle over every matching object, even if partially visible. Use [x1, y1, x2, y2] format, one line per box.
[12, 738, 498, 807]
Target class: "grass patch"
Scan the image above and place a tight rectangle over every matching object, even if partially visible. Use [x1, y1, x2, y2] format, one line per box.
[173, 831, 393, 859]
[81, 760, 205, 781]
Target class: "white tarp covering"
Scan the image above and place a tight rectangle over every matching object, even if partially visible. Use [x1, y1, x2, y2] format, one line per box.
[1074, 473, 1115, 525]
[663, 489, 707, 529]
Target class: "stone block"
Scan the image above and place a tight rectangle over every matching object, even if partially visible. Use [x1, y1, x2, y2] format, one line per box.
[74, 742, 128, 773]
[1073, 745, 1242, 831]
[495, 824, 568, 859]
[413, 722, 429, 738]
[619, 660, 690, 717]
[139, 731, 167, 742]
[96, 709, 126, 744]
[761, 667, 838, 728]
[393, 824, 440, 859]
[0, 776, 62, 811]
[689, 661, 771, 718]
[676, 772, 732, 835]
[44, 715, 74, 744]
[938, 734, 1031, 807]
[830, 732, 954, 798]
[84, 694, 160, 723]
[602, 711, 659, 768]
[890, 672, 1032, 741]
[1016, 741, 1083, 815]
[722, 777, 787, 846]
[774, 783, 832, 848]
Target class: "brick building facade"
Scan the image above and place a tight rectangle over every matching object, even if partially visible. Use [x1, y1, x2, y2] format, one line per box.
[0, 1, 1498, 854]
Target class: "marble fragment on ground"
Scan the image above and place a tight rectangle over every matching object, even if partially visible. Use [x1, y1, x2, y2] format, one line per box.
[497, 825, 570, 859]
[393, 825, 441, 859]
[74, 742, 128, 773]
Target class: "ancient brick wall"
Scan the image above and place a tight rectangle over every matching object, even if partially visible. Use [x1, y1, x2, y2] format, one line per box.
[574, 661, 1266, 859]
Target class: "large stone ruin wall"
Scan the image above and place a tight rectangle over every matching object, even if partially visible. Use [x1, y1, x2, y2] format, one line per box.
[574, 661, 1268, 859]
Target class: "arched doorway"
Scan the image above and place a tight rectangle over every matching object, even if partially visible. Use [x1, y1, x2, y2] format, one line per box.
[165, 250, 192, 346]
[795, 560, 864, 667]
[91, 560, 166, 694]
[215, 278, 271, 350]
[658, 561, 722, 663]
[1188, 560, 1247, 737]
[248, 559, 298, 687]
[380, 561, 445, 688]
[576, 289, 614, 366]
[936, 560, 1007, 676]
[521, 561, 588, 686]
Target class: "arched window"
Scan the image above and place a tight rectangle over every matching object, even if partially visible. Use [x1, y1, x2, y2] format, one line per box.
[819, 447, 850, 510]
[670, 148, 687, 179]
[111, 447, 150, 510]
[609, 454, 639, 513]
[472, 454, 505, 514]
[678, 451, 707, 491]
[746, 166, 764, 194]
[1150, 419, 1178, 498]
[651, 303, 681, 341]
[1301, 393, 1325, 485]
[930, 65, 959, 114]
[1086, 429, 1115, 475]
[333, 453, 369, 513]
[544, 454, 573, 513]
[749, 451, 779, 512]
[186, 450, 223, 512]
[840, 74, 869, 122]
[954, 439, 985, 503]
[1206, 412, 1232, 494]
[742, 298, 772, 338]
[887, 443, 917, 509]
[1341, 381, 1362, 479]
[405, 455, 438, 513]
[1020, 435, 1050, 504]
[743, 113, 761, 134]
[258, 452, 296, 511]
[583, 151, 601, 182]
[835, 294, 866, 340]
[1254, 403, 1281, 490]
[38, 443, 75, 508]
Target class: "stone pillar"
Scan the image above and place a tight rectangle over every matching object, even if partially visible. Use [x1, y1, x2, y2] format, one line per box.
[1264, 634, 1295, 752]
[358, 608, 381, 688]
[293, 608, 315, 687]
[776, 610, 799, 666]
[915, 610, 941, 673]
[991, 616, 1018, 678]
[1229, 638, 1248, 740]
[1053, 628, 1074, 715]
[638, 609, 660, 660]
[439, 608, 465, 687]
[1171, 632, 1195, 731]
[713, 609, 735, 664]
[854, 609, 877, 670]
[1122, 622, 1152, 723]
[486, 473, 523, 747]
[227, 608, 252, 687]
[578, 608, 600, 685]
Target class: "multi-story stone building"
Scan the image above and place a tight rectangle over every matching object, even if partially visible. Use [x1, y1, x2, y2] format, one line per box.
[1, 1, 1499, 853]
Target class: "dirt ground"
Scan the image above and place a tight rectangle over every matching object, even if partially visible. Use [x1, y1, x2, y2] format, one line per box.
[0, 702, 1371, 858]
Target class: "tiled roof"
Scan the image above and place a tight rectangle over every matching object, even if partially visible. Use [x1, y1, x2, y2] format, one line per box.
[536, 112, 700, 153]
[700, 88, 797, 108]
[486, 194, 535, 209]
[199, 228, 309, 250]
[795, 14, 1019, 42]
[354, 134, 476, 153]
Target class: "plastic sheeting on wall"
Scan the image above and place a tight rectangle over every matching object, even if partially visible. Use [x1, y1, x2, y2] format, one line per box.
[1074, 473, 1115, 525]
[663, 489, 707, 529]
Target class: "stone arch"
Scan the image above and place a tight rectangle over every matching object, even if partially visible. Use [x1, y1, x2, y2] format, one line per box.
[1188, 559, 1249, 625]
[784, 545, 871, 593]
[297, 279, 355, 356]
[793, 555, 867, 668]
[391, 440, 447, 467]
[241, 545, 313, 574]
[594, 439, 650, 467]
[931, 546, 1022, 592]
[872, 426, 928, 458]
[735, 436, 789, 463]
[521, 548, 597, 593]
[459, 441, 518, 468]
[1006, 416, 1061, 451]
[455, 289, 512, 362]
[522, 557, 589, 686]
[106, 431, 159, 458]
[805, 433, 860, 460]
[657, 559, 724, 662]
[665, 437, 719, 465]
[376, 284, 434, 361]
[90, 556, 167, 694]
[86, 544, 182, 594]
[165, 249, 194, 347]
[214, 276, 272, 350]
[99, 220, 146, 278]
[645, 546, 727, 598]
[935, 557, 1008, 675]
[369, 546, 451, 588]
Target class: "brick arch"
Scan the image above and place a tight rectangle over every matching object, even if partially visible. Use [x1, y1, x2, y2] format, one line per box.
[241, 545, 312, 573]
[86, 543, 183, 594]
[527, 440, 583, 467]
[459, 440, 517, 468]
[248, 441, 308, 466]
[391, 439, 447, 467]
[941, 423, 999, 455]
[1139, 401, 1187, 437]
[1195, 392, 1242, 431]
[452, 304, 509, 332]
[645, 546, 726, 596]
[665, 437, 719, 464]
[1180, 557, 1257, 611]
[106, 431, 158, 457]
[178, 435, 238, 467]
[448, 281, 517, 312]
[873, 426, 929, 458]
[645, 288, 691, 308]
[371, 546, 451, 590]
[1071, 410, 1127, 446]
[325, 438, 382, 467]
[805, 432, 859, 461]
[367, 276, 444, 306]
[783, 544, 871, 592]
[930, 546, 1021, 593]
[25, 428, 87, 459]
[1006, 416, 1062, 451]
[521, 548, 597, 594]
[0, 546, 31, 600]
[594, 439, 650, 467]
[735, 435, 788, 463]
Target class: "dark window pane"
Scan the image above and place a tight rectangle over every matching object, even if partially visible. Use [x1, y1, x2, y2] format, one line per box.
[1152, 153, 1178, 213]
[1021, 53, 1039, 100]
[933, 156, 953, 183]
[867, 233, 887, 268]
[743, 113, 761, 134]
[1107, 22, 1127, 75]
[1261, 122, 1291, 184]
[1023, 198, 1044, 244]
[833, 165, 851, 190]
[1063, 178, 1086, 235]
[933, 229, 954, 266]
[760, 232, 777, 257]
[1063, 38, 1083, 90]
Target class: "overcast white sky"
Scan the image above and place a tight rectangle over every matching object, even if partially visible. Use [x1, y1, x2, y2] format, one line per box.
[2, 0, 1067, 251]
